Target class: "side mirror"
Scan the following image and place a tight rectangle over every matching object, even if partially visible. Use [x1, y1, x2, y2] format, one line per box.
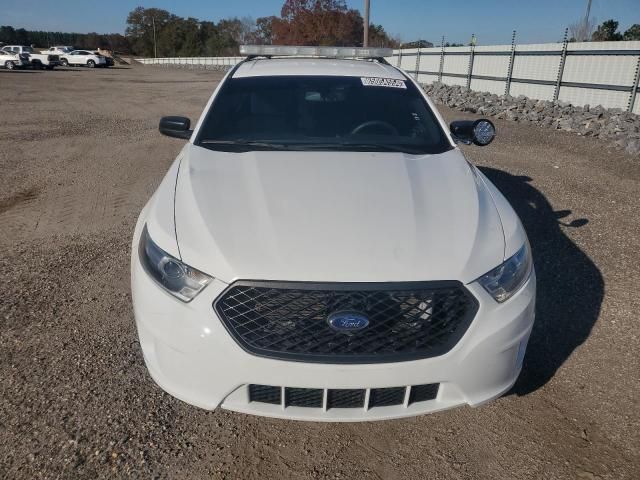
[450, 119, 496, 146]
[159, 116, 192, 139]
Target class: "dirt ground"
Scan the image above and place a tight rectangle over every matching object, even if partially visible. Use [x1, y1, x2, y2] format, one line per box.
[1, 65, 639, 479]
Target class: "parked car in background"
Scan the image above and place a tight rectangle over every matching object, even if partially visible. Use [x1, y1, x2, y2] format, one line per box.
[0, 45, 60, 69]
[0, 49, 30, 69]
[91, 50, 114, 67]
[60, 50, 107, 68]
[41, 46, 74, 55]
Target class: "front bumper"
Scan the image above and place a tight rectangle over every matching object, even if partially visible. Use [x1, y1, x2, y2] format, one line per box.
[131, 225, 536, 422]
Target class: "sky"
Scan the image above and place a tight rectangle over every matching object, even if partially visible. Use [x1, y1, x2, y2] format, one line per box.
[0, 0, 637, 45]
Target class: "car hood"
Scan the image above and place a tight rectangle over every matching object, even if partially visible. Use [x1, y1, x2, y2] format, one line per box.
[173, 144, 505, 284]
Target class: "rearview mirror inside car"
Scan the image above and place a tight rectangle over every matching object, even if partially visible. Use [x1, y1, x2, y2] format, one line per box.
[450, 119, 496, 146]
[159, 116, 192, 139]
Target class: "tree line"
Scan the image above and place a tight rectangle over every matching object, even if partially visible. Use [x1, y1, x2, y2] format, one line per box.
[124, 1, 399, 58]
[3, 3, 638, 58]
[0, 1, 398, 56]
[569, 18, 640, 42]
[0, 25, 129, 51]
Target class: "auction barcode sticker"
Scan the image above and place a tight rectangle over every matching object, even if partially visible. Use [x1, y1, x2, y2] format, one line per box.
[361, 77, 406, 89]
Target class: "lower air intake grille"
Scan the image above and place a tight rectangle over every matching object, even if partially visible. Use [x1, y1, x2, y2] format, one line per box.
[369, 387, 406, 407]
[327, 389, 365, 409]
[408, 383, 439, 404]
[248, 384, 280, 405]
[285, 387, 323, 408]
[247, 383, 439, 410]
[214, 280, 478, 363]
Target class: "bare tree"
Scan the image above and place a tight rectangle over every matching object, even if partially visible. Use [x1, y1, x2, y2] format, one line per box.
[568, 16, 597, 42]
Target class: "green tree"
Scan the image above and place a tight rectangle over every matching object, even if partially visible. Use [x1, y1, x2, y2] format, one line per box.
[0, 25, 16, 44]
[623, 24, 640, 40]
[125, 7, 174, 56]
[591, 19, 622, 41]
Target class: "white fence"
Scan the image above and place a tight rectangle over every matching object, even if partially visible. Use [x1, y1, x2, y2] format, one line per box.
[136, 40, 640, 113]
[390, 40, 640, 114]
[136, 56, 244, 66]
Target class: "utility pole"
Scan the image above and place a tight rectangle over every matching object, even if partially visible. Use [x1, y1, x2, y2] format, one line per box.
[583, 0, 592, 41]
[152, 16, 157, 58]
[363, 0, 370, 47]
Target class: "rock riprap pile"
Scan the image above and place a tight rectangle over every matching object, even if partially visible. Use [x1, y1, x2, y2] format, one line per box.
[422, 82, 640, 156]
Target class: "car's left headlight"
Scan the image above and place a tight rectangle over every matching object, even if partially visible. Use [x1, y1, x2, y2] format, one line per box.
[139, 225, 212, 302]
[477, 242, 533, 302]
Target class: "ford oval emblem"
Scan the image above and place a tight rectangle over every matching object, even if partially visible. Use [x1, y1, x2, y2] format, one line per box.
[327, 311, 369, 332]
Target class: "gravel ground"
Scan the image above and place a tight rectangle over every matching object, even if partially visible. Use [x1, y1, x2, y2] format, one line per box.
[1, 65, 639, 479]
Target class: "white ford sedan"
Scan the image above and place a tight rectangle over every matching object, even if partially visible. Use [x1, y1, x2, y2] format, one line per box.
[131, 46, 535, 421]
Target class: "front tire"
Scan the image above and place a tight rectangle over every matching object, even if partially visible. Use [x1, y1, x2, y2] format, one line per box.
[5, 61, 15, 70]
[60, 59, 69, 67]
[87, 60, 95, 68]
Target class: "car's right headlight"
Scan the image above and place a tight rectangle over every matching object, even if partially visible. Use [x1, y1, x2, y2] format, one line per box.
[477, 242, 533, 303]
[139, 225, 212, 302]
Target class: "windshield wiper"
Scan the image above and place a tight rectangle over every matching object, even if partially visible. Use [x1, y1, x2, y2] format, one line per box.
[298, 143, 428, 154]
[199, 139, 428, 155]
[199, 139, 291, 150]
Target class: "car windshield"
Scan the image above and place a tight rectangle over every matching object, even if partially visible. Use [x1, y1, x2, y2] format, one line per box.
[22, 47, 34, 53]
[196, 74, 451, 154]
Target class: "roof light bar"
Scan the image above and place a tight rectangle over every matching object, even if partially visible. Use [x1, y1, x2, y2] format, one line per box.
[240, 45, 393, 58]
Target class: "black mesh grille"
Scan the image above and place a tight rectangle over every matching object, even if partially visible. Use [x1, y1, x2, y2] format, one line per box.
[369, 387, 406, 407]
[408, 383, 439, 404]
[248, 384, 441, 410]
[214, 281, 478, 363]
[285, 387, 323, 408]
[248, 384, 281, 405]
[327, 389, 365, 409]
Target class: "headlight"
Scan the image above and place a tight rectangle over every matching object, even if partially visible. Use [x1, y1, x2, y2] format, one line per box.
[139, 225, 212, 302]
[477, 242, 532, 302]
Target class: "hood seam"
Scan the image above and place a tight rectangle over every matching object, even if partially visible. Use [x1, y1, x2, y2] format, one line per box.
[174, 152, 185, 260]
[468, 161, 507, 262]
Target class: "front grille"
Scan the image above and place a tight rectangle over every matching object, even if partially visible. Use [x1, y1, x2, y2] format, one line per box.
[214, 281, 478, 363]
[248, 384, 439, 410]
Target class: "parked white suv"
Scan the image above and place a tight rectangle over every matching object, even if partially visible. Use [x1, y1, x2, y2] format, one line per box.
[60, 50, 106, 68]
[131, 46, 535, 421]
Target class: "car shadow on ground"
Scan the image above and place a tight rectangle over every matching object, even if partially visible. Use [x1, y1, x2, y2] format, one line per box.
[479, 167, 604, 396]
[48, 68, 90, 72]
